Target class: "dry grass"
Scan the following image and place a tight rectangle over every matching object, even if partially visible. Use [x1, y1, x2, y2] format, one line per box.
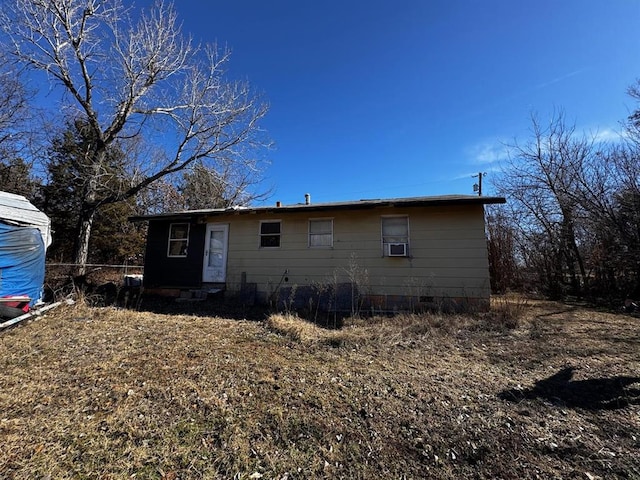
[0, 297, 638, 479]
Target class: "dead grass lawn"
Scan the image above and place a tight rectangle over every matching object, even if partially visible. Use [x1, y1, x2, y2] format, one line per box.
[0, 297, 638, 479]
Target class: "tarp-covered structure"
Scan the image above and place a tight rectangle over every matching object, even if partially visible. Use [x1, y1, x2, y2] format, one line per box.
[0, 191, 52, 306]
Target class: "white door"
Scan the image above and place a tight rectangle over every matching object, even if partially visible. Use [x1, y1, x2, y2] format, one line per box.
[203, 223, 229, 283]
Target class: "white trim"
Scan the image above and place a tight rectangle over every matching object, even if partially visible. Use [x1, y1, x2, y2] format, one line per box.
[259, 219, 281, 248]
[202, 223, 229, 282]
[308, 217, 333, 248]
[381, 215, 410, 257]
[167, 223, 190, 257]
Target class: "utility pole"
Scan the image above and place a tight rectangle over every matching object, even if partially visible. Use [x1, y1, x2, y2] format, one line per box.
[472, 172, 486, 196]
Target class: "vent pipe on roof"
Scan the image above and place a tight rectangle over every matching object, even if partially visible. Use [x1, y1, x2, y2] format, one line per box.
[305, 193, 310, 205]
[276, 201, 282, 207]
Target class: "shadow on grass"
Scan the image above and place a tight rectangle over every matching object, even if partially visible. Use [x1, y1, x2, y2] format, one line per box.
[136, 293, 269, 321]
[499, 366, 640, 410]
[133, 293, 356, 328]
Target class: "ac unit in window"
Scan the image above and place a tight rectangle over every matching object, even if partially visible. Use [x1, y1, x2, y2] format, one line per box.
[388, 243, 408, 257]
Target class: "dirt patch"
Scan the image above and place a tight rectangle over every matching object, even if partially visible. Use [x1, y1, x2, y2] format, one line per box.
[0, 297, 638, 479]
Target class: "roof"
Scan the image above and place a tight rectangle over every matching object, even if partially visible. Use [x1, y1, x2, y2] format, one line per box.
[0, 191, 52, 247]
[130, 194, 506, 222]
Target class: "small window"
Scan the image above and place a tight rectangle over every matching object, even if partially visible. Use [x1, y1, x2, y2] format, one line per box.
[309, 218, 333, 247]
[381, 216, 409, 256]
[168, 223, 189, 257]
[260, 220, 281, 248]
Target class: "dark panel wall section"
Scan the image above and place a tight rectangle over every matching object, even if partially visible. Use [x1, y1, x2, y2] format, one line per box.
[143, 221, 206, 288]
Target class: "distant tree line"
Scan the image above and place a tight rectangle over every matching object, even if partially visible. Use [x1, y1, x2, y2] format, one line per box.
[487, 93, 640, 303]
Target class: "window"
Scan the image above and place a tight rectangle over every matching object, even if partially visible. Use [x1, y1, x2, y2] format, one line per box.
[381, 216, 409, 256]
[168, 223, 189, 257]
[309, 218, 333, 247]
[260, 220, 281, 247]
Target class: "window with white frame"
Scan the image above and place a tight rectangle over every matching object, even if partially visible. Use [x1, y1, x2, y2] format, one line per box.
[167, 223, 190, 257]
[260, 220, 281, 247]
[309, 218, 333, 247]
[381, 216, 409, 256]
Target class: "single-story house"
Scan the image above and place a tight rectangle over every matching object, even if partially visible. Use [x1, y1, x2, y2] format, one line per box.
[0, 191, 52, 310]
[130, 194, 506, 311]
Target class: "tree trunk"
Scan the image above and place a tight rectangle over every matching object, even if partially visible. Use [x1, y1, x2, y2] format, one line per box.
[560, 209, 587, 296]
[74, 206, 96, 276]
[74, 152, 102, 276]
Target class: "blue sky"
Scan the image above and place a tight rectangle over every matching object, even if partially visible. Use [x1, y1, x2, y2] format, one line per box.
[58, 1, 640, 205]
[174, 0, 640, 205]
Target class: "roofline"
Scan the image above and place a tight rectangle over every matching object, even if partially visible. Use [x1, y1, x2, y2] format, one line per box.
[129, 194, 506, 222]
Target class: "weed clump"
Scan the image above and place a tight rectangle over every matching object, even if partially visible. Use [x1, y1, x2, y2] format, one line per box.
[265, 313, 321, 342]
[476, 295, 530, 331]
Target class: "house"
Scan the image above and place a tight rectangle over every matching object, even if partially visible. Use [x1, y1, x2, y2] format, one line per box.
[0, 191, 52, 311]
[130, 194, 506, 311]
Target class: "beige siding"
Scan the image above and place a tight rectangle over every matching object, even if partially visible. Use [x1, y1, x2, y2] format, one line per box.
[203, 203, 490, 304]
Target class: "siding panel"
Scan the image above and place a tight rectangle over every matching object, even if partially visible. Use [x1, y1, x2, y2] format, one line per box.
[143, 221, 205, 288]
[205, 204, 490, 301]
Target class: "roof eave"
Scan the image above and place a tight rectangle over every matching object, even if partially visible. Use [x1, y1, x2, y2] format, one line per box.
[129, 195, 506, 222]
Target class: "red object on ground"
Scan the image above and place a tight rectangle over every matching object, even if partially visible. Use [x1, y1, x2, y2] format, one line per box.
[1, 295, 31, 313]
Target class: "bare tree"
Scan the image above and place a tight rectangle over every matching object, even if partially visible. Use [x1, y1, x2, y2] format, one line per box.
[572, 145, 640, 298]
[496, 107, 640, 300]
[0, 0, 269, 273]
[627, 80, 640, 134]
[0, 51, 36, 192]
[179, 161, 272, 210]
[0, 52, 44, 198]
[485, 204, 520, 293]
[496, 112, 593, 297]
[0, 53, 28, 156]
[136, 178, 186, 216]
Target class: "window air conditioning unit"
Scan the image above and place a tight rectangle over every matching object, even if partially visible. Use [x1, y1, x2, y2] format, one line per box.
[388, 243, 408, 257]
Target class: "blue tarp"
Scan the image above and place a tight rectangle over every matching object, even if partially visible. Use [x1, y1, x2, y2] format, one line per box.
[0, 222, 46, 306]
